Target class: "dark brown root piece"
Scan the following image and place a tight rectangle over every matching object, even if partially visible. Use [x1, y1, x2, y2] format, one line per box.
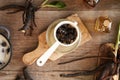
[102, 75, 114, 80]
[15, 75, 25, 80]
[6, 9, 23, 14]
[23, 67, 33, 80]
[99, 43, 115, 56]
[0, 0, 38, 36]
[19, 0, 37, 35]
[22, 11, 26, 24]
[96, 62, 115, 80]
[32, 10, 37, 27]
[60, 62, 109, 77]
[58, 56, 113, 65]
[60, 71, 95, 77]
[15, 67, 33, 80]
[0, 4, 24, 10]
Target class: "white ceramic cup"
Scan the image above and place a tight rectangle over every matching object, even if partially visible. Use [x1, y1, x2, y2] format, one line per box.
[54, 21, 80, 46]
[37, 21, 80, 66]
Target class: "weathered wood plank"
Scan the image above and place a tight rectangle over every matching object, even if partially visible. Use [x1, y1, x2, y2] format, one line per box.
[0, 11, 119, 80]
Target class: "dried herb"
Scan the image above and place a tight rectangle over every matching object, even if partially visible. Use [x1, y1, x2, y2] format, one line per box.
[59, 24, 120, 80]
[41, 0, 66, 8]
[23, 67, 33, 80]
[56, 24, 77, 44]
[15, 75, 25, 80]
[0, 0, 66, 36]
[58, 56, 112, 65]
[60, 62, 113, 77]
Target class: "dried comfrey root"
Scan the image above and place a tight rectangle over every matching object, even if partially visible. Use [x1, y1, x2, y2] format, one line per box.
[15, 67, 33, 80]
[0, 0, 66, 36]
[59, 24, 120, 80]
[59, 44, 118, 79]
[60, 62, 114, 78]
[0, 0, 38, 35]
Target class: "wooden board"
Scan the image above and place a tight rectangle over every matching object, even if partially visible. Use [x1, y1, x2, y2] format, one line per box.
[0, 0, 120, 80]
[0, 0, 119, 79]
[0, 11, 119, 80]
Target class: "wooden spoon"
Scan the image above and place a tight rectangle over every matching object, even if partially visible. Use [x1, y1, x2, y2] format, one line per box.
[22, 32, 49, 65]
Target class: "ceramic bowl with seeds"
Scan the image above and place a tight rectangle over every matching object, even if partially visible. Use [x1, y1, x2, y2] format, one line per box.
[0, 26, 12, 70]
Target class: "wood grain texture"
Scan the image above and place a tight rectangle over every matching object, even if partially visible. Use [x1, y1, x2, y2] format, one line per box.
[0, 0, 120, 80]
[0, 11, 119, 80]
[0, 0, 119, 11]
[0, 0, 119, 79]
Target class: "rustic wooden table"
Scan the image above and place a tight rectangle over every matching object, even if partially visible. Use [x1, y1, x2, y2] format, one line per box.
[0, 0, 120, 80]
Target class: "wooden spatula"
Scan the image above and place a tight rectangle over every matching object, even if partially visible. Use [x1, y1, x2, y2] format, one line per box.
[22, 32, 49, 65]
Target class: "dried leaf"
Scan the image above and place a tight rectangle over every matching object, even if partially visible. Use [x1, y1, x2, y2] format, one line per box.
[42, 1, 66, 8]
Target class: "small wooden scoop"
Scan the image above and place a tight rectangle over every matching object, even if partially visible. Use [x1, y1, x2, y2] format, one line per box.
[22, 32, 49, 65]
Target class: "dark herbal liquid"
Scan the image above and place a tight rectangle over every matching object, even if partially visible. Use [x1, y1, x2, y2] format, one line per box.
[56, 24, 77, 44]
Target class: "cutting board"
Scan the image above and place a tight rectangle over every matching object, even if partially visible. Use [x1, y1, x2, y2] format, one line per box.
[22, 14, 92, 65]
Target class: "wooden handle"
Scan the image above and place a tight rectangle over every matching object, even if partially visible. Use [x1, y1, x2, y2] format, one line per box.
[22, 32, 49, 65]
[22, 47, 48, 65]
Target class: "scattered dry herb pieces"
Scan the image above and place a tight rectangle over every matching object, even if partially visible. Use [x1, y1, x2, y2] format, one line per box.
[56, 24, 77, 44]
[0, 0, 66, 36]
[84, 0, 100, 7]
[95, 16, 112, 33]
